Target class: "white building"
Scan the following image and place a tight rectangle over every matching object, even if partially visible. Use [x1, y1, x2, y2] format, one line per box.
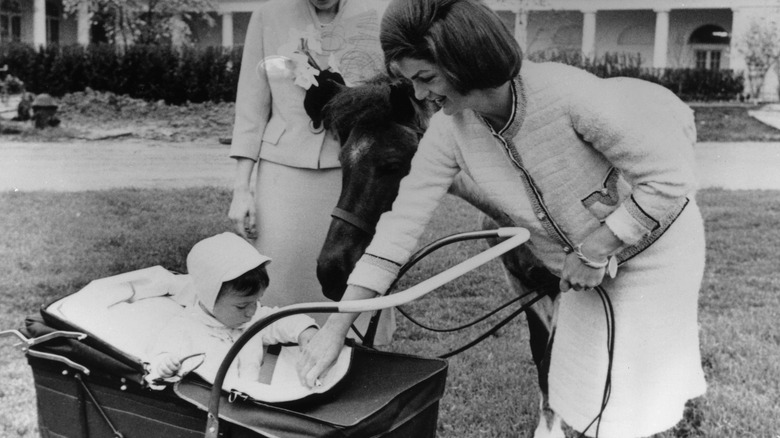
[2, 0, 780, 99]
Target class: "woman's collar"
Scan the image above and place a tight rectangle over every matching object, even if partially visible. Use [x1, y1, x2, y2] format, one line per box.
[501, 75, 526, 139]
[476, 76, 525, 138]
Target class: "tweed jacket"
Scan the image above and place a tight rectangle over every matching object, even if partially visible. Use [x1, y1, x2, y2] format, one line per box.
[349, 61, 698, 293]
[230, 0, 386, 169]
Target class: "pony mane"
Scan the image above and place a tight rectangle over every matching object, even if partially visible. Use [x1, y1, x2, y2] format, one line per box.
[323, 74, 431, 141]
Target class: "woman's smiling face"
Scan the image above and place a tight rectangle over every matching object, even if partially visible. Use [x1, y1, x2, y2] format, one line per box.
[393, 58, 470, 116]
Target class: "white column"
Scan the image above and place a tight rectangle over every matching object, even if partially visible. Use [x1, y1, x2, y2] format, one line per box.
[581, 10, 597, 59]
[653, 9, 670, 68]
[33, 0, 47, 47]
[221, 12, 234, 47]
[729, 8, 747, 72]
[77, 1, 90, 46]
[514, 10, 528, 53]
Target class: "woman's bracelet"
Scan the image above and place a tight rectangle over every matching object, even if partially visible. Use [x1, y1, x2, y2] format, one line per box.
[574, 243, 618, 278]
[574, 243, 608, 268]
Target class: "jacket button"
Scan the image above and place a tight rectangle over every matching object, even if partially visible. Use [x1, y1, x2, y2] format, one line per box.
[536, 212, 546, 220]
[563, 246, 571, 253]
[601, 188, 609, 195]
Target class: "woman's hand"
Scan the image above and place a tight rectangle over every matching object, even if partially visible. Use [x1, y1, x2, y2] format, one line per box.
[297, 320, 348, 388]
[559, 251, 607, 292]
[559, 226, 623, 292]
[228, 187, 257, 240]
[229, 158, 258, 240]
[297, 284, 378, 387]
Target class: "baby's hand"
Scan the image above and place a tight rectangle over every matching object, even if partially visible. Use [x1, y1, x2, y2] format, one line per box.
[297, 326, 318, 347]
[154, 353, 182, 378]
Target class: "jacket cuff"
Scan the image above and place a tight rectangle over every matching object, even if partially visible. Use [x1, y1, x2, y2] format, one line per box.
[228, 137, 261, 161]
[347, 254, 401, 295]
[604, 203, 651, 246]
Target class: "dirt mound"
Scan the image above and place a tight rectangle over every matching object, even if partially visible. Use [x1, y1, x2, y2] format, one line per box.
[2, 89, 235, 143]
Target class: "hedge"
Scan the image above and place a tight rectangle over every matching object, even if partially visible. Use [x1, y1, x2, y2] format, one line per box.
[1, 43, 744, 104]
[0, 43, 242, 105]
[528, 49, 745, 102]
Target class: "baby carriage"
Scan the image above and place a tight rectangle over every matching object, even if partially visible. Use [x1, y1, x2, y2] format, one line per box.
[3, 228, 530, 438]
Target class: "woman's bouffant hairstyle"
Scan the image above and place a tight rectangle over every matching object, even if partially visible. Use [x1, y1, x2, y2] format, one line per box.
[381, 0, 522, 94]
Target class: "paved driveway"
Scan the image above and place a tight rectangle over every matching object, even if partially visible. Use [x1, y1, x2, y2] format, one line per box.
[1, 139, 779, 192]
[1, 139, 234, 191]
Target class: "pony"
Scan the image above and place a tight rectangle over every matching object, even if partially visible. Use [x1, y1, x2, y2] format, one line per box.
[309, 74, 564, 438]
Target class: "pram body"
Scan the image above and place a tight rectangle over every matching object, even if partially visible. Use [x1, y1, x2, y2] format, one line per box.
[15, 266, 446, 438]
[6, 228, 530, 438]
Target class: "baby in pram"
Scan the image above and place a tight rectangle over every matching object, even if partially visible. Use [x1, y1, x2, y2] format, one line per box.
[147, 232, 319, 385]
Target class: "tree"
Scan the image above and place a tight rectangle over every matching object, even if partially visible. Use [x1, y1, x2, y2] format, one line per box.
[737, 17, 780, 101]
[63, 0, 216, 47]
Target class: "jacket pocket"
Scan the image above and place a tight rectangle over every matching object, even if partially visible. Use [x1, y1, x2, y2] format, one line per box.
[262, 117, 286, 145]
[581, 167, 630, 221]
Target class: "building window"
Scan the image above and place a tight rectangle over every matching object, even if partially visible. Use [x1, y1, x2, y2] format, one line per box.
[47, 0, 61, 45]
[0, 0, 22, 43]
[689, 24, 729, 70]
[695, 50, 721, 70]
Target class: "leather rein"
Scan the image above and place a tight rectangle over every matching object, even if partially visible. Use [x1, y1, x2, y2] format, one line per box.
[331, 207, 375, 236]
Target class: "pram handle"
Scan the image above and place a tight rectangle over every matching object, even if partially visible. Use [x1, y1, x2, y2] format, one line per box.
[204, 227, 530, 438]
[0, 329, 91, 375]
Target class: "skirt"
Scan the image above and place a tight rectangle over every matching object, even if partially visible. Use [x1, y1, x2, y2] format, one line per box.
[253, 160, 395, 345]
[548, 200, 707, 437]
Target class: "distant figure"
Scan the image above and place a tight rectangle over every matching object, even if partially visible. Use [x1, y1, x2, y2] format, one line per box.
[14, 92, 34, 122]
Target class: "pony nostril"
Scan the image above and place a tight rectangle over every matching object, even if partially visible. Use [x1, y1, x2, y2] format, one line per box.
[316, 260, 349, 301]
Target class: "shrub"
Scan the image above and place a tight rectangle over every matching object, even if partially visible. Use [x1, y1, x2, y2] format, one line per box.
[0, 43, 744, 104]
[528, 49, 744, 102]
[0, 42, 242, 104]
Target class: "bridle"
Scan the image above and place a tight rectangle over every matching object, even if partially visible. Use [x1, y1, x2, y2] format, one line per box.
[331, 207, 375, 236]
[328, 98, 427, 239]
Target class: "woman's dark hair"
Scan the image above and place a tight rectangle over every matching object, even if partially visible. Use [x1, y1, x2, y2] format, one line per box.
[381, 0, 522, 94]
[216, 264, 270, 301]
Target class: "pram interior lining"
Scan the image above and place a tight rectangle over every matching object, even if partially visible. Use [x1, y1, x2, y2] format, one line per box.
[44, 265, 188, 367]
[42, 265, 352, 402]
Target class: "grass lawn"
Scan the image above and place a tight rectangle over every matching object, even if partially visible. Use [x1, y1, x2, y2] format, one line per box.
[692, 104, 780, 142]
[1, 188, 779, 437]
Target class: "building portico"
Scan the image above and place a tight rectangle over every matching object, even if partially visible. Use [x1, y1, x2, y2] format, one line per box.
[3, 0, 780, 99]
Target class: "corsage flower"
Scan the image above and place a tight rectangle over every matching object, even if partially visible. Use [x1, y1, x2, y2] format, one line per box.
[278, 25, 330, 90]
[276, 25, 349, 129]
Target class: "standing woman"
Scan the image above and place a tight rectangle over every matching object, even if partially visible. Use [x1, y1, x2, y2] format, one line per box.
[228, 0, 394, 343]
[299, 0, 707, 436]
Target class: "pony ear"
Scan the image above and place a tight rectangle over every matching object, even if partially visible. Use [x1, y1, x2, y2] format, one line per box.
[304, 70, 346, 129]
[388, 79, 417, 124]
